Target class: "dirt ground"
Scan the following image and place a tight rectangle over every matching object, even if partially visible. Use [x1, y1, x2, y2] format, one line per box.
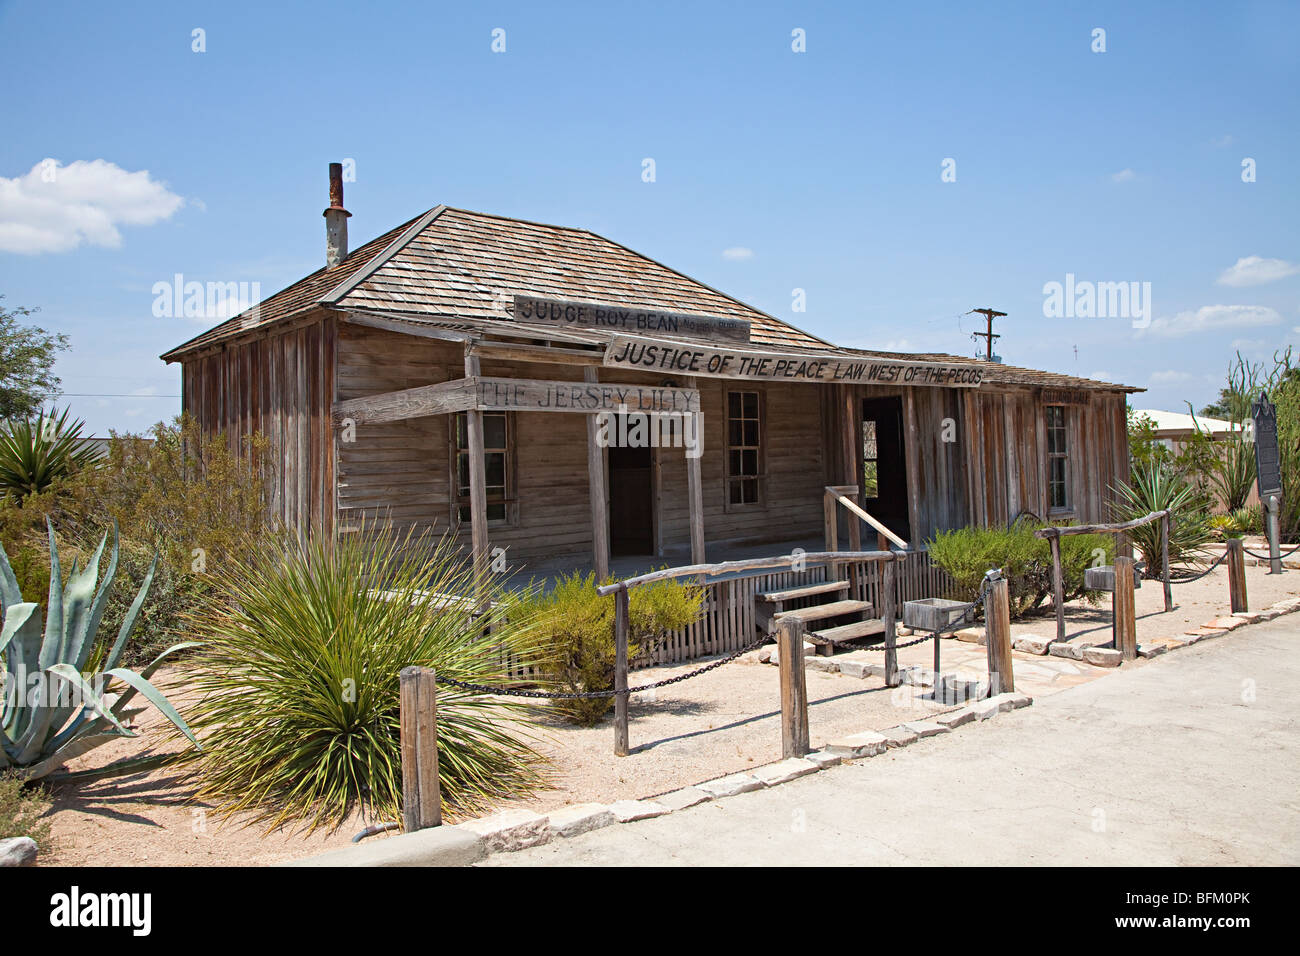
[36, 556, 1298, 866]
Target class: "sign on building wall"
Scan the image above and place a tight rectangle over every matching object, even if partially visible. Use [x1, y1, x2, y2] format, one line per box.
[1252, 392, 1283, 499]
[475, 377, 700, 414]
[513, 295, 752, 344]
[602, 334, 985, 387]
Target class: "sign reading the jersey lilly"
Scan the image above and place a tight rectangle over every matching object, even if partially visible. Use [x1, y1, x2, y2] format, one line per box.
[603, 335, 985, 387]
[513, 295, 752, 343]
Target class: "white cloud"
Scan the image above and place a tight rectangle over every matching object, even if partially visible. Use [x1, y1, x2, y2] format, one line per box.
[722, 246, 753, 261]
[1150, 369, 1193, 384]
[1111, 168, 1136, 183]
[1142, 304, 1281, 338]
[1089, 370, 1113, 381]
[0, 158, 184, 254]
[1211, 134, 1234, 148]
[1216, 256, 1300, 287]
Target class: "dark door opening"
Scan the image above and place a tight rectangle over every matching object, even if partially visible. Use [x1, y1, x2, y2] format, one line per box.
[861, 397, 912, 543]
[608, 438, 654, 557]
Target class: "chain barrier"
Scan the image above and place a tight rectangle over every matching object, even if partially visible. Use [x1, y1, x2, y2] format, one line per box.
[1243, 542, 1300, 560]
[1167, 551, 1229, 585]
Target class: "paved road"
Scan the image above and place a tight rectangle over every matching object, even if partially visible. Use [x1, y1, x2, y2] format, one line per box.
[485, 615, 1300, 866]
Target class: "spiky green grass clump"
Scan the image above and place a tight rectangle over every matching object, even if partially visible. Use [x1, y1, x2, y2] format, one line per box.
[183, 526, 548, 832]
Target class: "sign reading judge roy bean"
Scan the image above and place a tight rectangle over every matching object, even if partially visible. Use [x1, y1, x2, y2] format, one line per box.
[513, 295, 752, 344]
[602, 334, 986, 387]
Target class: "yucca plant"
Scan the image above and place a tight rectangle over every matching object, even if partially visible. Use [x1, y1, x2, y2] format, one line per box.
[1111, 461, 1213, 575]
[181, 524, 549, 832]
[0, 524, 199, 781]
[0, 408, 99, 501]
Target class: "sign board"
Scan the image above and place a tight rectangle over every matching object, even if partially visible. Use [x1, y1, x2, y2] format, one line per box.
[475, 377, 700, 414]
[513, 295, 751, 344]
[602, 334, 985, 387]
[1252, 392, 1283, 499]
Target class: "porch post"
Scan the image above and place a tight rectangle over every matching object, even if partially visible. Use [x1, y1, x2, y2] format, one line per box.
[585, 367, 610, 580]
[840, 387, 861, 552]
[685, 377, 706, 565]
[464, 349, 489, 583]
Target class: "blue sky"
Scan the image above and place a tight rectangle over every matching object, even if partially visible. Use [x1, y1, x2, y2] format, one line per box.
[1, 0, 1296, 433]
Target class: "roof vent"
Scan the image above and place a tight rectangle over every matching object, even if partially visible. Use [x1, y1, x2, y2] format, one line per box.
[323, 162, 351, 267]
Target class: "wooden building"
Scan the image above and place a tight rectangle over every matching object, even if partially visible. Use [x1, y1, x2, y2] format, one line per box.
[163, 167, 1140, 655]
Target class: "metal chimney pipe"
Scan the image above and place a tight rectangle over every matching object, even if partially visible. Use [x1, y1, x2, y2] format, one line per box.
[323, 162, 351, 267]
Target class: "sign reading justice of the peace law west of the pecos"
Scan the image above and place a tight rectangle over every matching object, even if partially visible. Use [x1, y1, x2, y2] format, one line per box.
[512, 295, 752, 344]
[602, 334, 986, 387]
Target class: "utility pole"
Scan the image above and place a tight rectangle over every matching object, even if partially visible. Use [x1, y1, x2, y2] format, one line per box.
[967, 308, 1005, 362]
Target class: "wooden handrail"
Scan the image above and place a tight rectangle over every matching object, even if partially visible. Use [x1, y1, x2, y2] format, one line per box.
[824, 486, 910, 550]
[595, 549, 902, 595]
[1032, 510, 1170, 538]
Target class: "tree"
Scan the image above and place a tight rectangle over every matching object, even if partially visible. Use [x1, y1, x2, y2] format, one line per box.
[0, 297, 69, 421]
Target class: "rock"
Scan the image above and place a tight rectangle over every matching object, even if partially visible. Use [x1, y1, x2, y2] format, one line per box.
[804, 750, 843, 769]
[1231, 611, 1263, 622]
[609, 799, 669, 823]
[1001, 691, 1033, 709]
[654, 787, 712, 812]
[1048, 641, 1083, 660]
[753, 757, 821, 786]
[1013, 635, 1051, 655]
[970, 692, 1022, 721]
[548, 803, 615, 837]
[1083, 646, 1123, 667]
[935, 708, 976, 729]
[757, 647, 772, 663]
[896, 626, 914, 637]
[838, 660, 872, 679]
[697, 772, 764, 798]
[806, 657, 841, 673]
[460, 809, 552, 852]
[937, 674, 986, 704]
[1137, 643, 1168, 659]
[902, 720, 951, 738]
[824, 731, 889, 759]
[955, 627, 985, 644]
[1205, 617, 1244, 630]
[881, 726, 920, 748]
[899, 665, 933, 687]
[769, 642, 816, 667]
[0, 837, 37, 867]
[1258, 609, 1280, 621]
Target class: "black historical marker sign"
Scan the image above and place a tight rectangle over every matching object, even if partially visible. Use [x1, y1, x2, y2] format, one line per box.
[1252, 392, 1283, 499]
[512, 295, 752, 344]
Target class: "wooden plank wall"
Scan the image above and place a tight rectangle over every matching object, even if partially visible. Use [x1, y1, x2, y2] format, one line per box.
[181, 316, 335, 536]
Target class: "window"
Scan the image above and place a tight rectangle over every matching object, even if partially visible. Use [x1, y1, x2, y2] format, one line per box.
[861, 418, 879, 498]
[1046, 405, 1069, 511]
[453, 411, 512, 524]
[726, 390, 762, 506]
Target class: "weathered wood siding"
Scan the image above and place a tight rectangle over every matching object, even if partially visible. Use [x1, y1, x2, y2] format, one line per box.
[180, 315, 336, 536]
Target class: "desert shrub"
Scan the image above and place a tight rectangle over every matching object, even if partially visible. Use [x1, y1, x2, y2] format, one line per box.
[929, 518, 1111, 619]
[0, 408, 98, 502]
[181, 525, 548, 832]
[0, 773, 53, 853]
[517, 571, 705, 726]
[1111, 460, 1213, 574]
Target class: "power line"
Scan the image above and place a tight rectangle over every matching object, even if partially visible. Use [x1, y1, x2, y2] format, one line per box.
[966, 307, 1005, 362]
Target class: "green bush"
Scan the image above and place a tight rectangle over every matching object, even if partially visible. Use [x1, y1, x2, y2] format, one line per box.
[0, 408, 98, 502]
[0, 772, 53, 853]
[182, 525, 548, 832]
[929, 518, 1111, 619]
[517, 571, 704, 726]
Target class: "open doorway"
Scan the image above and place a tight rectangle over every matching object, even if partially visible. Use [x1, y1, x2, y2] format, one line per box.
[607, 428, 655, 557]
[861, 396, 912, 543]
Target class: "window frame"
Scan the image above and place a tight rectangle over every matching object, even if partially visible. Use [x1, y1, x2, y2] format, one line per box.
[450, 409, 518, 530]
[723, 387, 766, 512]
[1045, 404, 1071, 515]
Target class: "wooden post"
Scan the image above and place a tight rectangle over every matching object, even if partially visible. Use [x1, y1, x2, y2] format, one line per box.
[1048, 530, 1066, 643]
[841, 389, 862, 553]
[1113, 556, 1137, 661]
[584, 368, 610, 581]
[777, 618, 810, 757]
[823, 488, 838, 552]
[1226, 538, 1248, 613]
[684, 384, 706, 566]
[1160, 512, 1173, 612]
[984, 577, 1014, 695]
[463, 351, 489, 587]
[882, 557, 898, 687]
[400, 666, 441, 831]
[613, 585, 630, 756]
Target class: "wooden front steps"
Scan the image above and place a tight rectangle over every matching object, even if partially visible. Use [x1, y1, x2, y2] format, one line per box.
[755, 579, 882, 656]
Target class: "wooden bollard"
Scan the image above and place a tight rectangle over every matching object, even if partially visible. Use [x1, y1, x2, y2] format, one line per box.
[1113, 556, 1137, 660]
[400, 666, 441, 831]
[1048, 530, 1066, 643]
[777, 618, 811, 758]
[614, 585, 630, 757]
[1160, 512, 1173, 613]
[1226, 538, 1248, 613]
[882, 557, 899, 687]
[984, 576, 1014, 695]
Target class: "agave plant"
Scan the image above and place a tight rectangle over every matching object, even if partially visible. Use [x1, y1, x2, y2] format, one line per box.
[1111, 460, 1213, 576]
[0, 407, 100, 501]
[0, 524, 198, 781]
